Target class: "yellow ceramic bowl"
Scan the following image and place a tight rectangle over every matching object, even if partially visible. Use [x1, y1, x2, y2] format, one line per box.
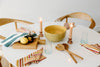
[44, 25, 66, 42]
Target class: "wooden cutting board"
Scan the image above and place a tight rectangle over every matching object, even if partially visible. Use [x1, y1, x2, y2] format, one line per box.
[12, 38, 38, 49]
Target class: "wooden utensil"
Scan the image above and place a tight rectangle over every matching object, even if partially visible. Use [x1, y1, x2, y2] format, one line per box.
[56, 44, 77, 63]
[56, 44, 83, 63]
[63, 43, 78, 63]
[63, 43, 83, 60]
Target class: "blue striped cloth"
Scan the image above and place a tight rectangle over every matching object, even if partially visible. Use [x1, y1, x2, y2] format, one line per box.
[1, 33, 28, 47]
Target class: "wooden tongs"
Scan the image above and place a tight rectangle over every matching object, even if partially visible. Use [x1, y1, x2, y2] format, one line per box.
[56, 43, 83, 63]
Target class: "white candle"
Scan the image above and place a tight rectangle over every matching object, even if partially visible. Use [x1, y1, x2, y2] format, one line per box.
[69, 23, 74, 39]
[40, 18, 42, 32]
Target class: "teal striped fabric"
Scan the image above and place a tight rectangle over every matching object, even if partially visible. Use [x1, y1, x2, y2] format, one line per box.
[1, 34, 17, 43]
[1, 33, 28, 47]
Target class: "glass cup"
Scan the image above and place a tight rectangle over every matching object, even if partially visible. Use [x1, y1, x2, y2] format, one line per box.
[45, 40, 52, 54]
[80, 32, 88, 44]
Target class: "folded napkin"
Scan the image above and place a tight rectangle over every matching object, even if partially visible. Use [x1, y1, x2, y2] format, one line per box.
[17, 27, 29, 33]
[16, 48, 46, 67]
[1, 34, 17, 43]
[80, 44, 100, 55]
[1, 33, 28, 47]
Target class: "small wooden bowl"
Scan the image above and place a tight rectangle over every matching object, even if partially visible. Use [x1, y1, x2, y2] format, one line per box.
[44, 25, 66, 42]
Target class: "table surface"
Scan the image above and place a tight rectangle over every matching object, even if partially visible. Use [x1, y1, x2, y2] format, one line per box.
[1, 22, 100, 67]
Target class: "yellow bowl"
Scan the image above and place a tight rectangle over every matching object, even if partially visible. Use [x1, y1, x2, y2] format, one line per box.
[44, 25, 66, 42]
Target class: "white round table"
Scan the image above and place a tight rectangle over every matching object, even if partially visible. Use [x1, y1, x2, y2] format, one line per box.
[2, 22, 100, 67]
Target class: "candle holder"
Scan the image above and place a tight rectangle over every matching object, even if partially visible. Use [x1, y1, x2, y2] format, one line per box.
[39, 32, 43, 37]
[67, 38, 73, 44]
[67, 22, 74, 44]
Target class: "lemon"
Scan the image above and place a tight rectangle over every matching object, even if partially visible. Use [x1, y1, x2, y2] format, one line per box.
[20, 37, 28, 44]
[28, 37, 32, 41]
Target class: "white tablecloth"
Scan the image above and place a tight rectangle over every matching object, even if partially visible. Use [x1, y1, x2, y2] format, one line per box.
[2, 22, 100, 67]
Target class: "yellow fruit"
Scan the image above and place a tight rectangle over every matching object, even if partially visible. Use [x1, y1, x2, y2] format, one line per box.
[20, 37, 28, 44]
[28, 37, 32, 41]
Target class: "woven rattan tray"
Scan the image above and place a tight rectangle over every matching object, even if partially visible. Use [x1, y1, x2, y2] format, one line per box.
[12, 38, 38, 49]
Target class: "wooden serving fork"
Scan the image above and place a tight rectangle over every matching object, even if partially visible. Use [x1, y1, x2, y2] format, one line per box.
[56, 43, 83, 63]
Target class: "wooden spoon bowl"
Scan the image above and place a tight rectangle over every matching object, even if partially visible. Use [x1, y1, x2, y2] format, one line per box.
[56, 43, 69, 51]
[56, 44, 65, 51]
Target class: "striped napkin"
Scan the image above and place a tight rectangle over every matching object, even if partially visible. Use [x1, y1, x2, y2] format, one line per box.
[81, 44, 100, 55]
[0, 33, 28, 47]
[16, 48, 46, 67]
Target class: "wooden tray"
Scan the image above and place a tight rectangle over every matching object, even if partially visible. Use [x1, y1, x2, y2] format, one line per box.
[12, 38, 38, 49]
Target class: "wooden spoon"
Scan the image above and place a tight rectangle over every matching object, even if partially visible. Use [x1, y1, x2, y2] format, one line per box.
[62, 43, 83, 60]
[56, 44, 77, 63]
[56, 43, 83, 63]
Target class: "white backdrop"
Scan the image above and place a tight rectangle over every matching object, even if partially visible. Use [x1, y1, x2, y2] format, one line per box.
[0, 0, 100, 28]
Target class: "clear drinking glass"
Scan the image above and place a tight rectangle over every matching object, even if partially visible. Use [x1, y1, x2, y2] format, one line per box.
[80, 32, 88, 44]
[45, 40, 52, 54]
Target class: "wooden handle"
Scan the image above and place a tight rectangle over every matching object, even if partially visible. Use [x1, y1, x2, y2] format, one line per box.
[66, 50, 77, 63]
[16, 20, 33, 25]
[0, 35, 6, 40]
[15, 22, 18, 31]
[69, 51, 83, 60]
[9, 63, 13, 67]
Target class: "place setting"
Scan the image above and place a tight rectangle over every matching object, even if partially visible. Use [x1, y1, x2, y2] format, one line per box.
[0, 12, 100, 67]
[1, 18, 82, 67]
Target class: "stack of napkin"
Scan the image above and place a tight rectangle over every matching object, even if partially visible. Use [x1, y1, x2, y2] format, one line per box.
[16, 48, 46, 67]
[81, 44, 100, 55]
